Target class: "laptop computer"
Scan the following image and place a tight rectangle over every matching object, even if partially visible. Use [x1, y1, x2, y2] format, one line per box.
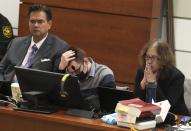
[14, 66, 84, 114]
[97, 86, 135, 114]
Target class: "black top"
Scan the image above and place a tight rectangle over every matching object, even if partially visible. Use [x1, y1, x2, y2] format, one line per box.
[134, 66, 189, 115]
[0, 14, 14, 60]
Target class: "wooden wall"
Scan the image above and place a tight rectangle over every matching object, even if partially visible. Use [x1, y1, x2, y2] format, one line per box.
[19, 0, 161, 88]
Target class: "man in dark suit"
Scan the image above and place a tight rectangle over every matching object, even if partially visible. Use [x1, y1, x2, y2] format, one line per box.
[0, 4, 70, 96]
[0, 13, 14, 60]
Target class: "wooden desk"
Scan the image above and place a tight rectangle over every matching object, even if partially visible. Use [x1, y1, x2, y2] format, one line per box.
[0, 106, 130, 131]
[0, 106, 167, 131]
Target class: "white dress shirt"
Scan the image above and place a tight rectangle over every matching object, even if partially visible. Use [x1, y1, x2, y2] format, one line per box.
[21, 34, 48, 66]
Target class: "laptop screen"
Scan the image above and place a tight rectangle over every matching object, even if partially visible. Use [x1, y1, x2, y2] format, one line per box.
[97, 86, 135, 113]
[14, 66, 84, 109]
[15, 66, 63, 97]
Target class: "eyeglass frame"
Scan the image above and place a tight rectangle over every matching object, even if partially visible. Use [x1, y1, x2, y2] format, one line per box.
[144, 55, 160, 61]
[66, 62, 83, 75]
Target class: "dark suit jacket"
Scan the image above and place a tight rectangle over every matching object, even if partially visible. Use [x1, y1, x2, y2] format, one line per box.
[134, 67, 189, 115]
[0, 34, 69, 82]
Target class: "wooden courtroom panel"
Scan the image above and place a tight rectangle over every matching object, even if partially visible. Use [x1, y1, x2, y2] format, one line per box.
[150, 19, 161, 40]
[19, 4, 151, 84]
[21, 0, 161, 18]
[18, 1, 161, 87]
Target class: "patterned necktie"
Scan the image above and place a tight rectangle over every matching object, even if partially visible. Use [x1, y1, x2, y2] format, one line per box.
[12, 45, 38, 82]
[24, 44, 38, 68]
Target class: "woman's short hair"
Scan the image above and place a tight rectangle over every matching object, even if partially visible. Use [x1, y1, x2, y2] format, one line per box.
[139, 40, 175, 71]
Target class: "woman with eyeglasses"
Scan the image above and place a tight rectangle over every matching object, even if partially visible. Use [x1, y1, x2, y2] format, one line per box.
[134, 40, 189, 115]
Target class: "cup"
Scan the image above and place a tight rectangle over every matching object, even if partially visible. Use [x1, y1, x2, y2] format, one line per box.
[11, 83, 22, 102]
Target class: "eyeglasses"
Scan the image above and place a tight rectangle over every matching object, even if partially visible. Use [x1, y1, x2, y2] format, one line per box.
[144, 55, 160, 61]
[71, 65, 81, 75]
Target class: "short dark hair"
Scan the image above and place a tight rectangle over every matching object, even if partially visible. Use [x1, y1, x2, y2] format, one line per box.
[69, 47, 87, 63]
[28, 4, 52, 21]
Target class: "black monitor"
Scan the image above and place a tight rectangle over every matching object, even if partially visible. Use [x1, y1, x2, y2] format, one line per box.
[97, 86, 135, 114]
[14, 66, 84, 114]
[0, 80, 11, 96]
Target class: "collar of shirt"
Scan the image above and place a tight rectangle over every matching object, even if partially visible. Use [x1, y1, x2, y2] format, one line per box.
[21, 33, 48, 66]
[86, 57, 96, 78]
[30, 33, 48, 49]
